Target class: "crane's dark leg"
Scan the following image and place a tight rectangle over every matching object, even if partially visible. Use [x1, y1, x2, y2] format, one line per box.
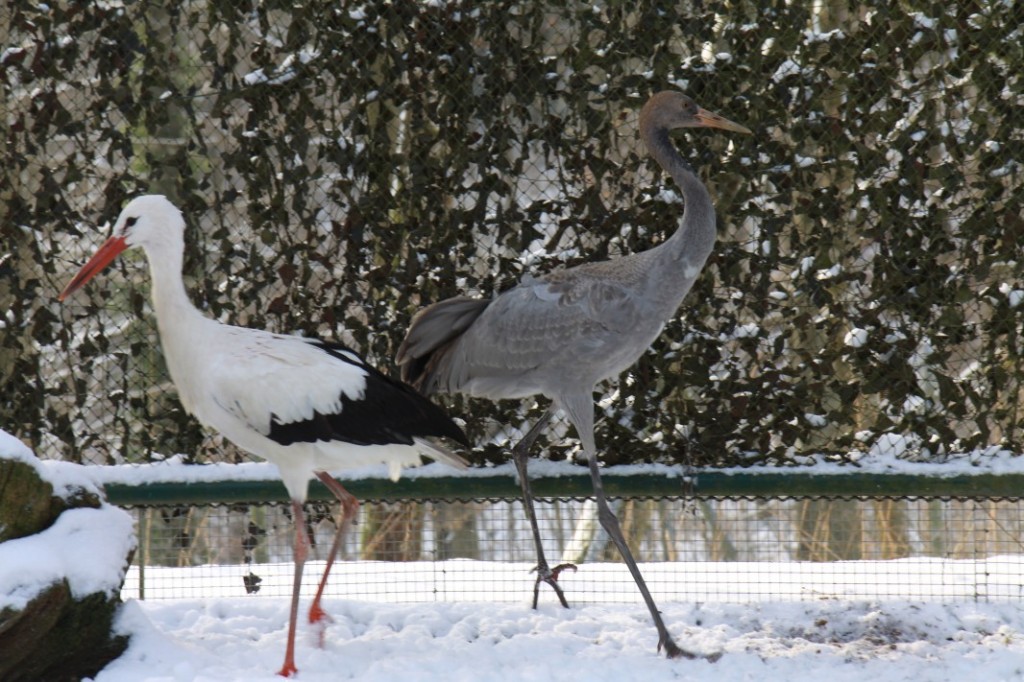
[562, 395, 707, 660]
[513, 408, 577, 608]
[307, 472, 360, 643]
[583, 452, 697, 659]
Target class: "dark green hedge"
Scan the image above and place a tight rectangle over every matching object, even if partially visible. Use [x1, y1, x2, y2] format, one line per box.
[3, 0, 1021, 467]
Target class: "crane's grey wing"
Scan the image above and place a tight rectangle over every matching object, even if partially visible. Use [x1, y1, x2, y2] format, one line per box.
[397, 296, 490, 389]
[436, 269, 651, 398]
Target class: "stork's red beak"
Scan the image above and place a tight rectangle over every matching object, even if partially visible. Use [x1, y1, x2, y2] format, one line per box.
[58, 235, 128, 301]
[694, 107, 752, 135]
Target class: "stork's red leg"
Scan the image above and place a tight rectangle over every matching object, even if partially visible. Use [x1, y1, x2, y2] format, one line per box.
[308, 472, 359, 637]
[278, 499, 309, 677]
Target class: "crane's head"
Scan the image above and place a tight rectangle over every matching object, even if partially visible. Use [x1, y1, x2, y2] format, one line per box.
[642, 91, 751, 135]
[58, 195, 186, 301]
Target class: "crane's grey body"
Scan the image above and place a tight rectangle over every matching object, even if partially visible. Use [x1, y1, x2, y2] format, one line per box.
[406, 209, 712, 404]
[402, 93, 720, 409]
[398, 91, 749, 660]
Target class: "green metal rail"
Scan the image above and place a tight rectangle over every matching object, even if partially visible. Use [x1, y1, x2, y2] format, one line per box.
[102, 470, 1024, 507]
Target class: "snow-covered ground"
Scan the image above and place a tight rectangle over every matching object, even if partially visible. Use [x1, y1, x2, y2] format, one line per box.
[4, 428, 1024, 681]
[95, 591, 1024, 681]
[98, 556, 1024, 681]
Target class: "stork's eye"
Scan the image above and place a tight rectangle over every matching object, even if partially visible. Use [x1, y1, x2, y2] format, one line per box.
[125, 217, 138, 228]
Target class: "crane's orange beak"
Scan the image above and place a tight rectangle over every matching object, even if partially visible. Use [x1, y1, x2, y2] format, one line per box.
[695, 107, 752, 135]
[58, 235, 128, 301]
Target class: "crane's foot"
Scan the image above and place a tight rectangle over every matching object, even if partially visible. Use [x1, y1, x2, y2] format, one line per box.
[530, 562, 577, 608]
[660, 636, 722, 662]
[661, 638, 696, 660]
[547, 562, 577, 582]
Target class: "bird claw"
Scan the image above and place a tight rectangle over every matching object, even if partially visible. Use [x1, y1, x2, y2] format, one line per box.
[547, 562, 577, 582]
[308, 601, 333, 625]
[528, 562, 577, 609]
[530, 561, 577, 583]
[308, 603, 334, 649]
[659, 637, 721, 662]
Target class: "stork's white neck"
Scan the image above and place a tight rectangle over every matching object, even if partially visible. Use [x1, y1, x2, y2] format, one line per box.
[140, 240, 208, 412]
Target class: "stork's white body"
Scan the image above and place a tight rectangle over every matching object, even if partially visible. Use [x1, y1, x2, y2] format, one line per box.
[126, 201, 464, 501]
[59, 195, 467, 677]
[158, 310, 455, 497]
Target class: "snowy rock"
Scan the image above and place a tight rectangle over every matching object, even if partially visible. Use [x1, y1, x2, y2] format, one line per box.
[0, 437, 103, 544]
[0, 430, 135, 681]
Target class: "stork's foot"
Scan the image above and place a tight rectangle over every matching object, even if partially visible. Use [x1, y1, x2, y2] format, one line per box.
[660, 636, 722, 662]
[530, 562, 577, 608]
[308, 601, 332, 625]
[308, 601, 334, 649]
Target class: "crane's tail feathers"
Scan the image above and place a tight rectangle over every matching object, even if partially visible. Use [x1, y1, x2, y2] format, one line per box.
[397, 297, 490, 392]
[414, 437, 470, 470]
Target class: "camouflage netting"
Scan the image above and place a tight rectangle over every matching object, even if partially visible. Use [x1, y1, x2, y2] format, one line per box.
[3, 0, 1022, 468]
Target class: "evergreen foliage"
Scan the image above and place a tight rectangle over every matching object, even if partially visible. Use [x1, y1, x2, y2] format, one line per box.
[3, 0, 1021, 467]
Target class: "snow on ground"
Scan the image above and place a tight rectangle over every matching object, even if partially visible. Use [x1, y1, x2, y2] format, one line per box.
[97, 557, 1024, 680]
[4, 429, 1024, 681]
[93, 595, 1024, 682]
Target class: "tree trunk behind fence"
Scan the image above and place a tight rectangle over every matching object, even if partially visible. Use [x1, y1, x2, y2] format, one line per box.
[361, 502, 423, 561]
[797, 499, 863, 561]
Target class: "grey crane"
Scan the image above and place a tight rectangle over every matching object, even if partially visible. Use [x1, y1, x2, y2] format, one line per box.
[396, 91, 750, 659]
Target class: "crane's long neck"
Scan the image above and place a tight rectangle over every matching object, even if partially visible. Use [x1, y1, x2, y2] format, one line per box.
[642, 125, 717, 275]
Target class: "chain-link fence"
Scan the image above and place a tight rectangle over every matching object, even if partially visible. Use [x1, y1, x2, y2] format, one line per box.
[122, 493, 1024, 603]
[3, 0, 1022, 468]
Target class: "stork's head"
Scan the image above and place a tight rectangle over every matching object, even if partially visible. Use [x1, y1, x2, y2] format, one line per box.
[58, 194, 186, 301]
[641, 91, 751, 135]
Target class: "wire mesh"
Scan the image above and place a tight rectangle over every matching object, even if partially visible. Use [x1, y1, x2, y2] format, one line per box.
[121, 495, 1024, 604]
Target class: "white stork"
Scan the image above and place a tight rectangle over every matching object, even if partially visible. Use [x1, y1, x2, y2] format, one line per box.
[58, 194, 469, 677]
